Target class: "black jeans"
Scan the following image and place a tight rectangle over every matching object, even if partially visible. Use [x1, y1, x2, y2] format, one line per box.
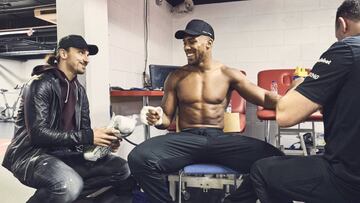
[128, 128, 283, 203]
[25, 153, 131, 203]
[250, 156, 352, 203]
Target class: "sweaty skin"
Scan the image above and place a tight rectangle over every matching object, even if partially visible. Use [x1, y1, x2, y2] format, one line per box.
[146, 35, 279, 130]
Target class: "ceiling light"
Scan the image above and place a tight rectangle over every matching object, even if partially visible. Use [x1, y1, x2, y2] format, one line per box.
[0, 26, 56, 36]
[27, 28, 34, 36]
[0, 50, 54, 57]
[0, 30, 29, 36]
[0, 28, 36, 36]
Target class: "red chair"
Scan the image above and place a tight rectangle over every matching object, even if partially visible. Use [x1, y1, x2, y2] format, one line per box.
[257, 69, 322, 155]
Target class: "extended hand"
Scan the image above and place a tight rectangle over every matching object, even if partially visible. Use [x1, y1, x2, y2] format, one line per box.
[264, 91, 281, 109]
[93, 127, 118, 147]
[140, 106, 163, 126]
[147, 108, 161, 126]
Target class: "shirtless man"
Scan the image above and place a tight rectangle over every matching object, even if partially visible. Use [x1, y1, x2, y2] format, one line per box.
[128, 19, 283, 203]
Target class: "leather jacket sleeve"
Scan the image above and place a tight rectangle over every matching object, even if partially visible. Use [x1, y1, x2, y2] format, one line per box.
[25, 76, 93, 147]
[79, 86, 93, 134]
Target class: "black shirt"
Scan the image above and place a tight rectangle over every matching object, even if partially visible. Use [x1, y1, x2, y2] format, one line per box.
[296, 35, 360, 195]
[53, 68, 77, 131]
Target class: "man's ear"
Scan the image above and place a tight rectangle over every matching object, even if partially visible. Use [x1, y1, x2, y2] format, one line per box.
[206, 38, 213, 49]
[58, 48, 67, 59]
[337, 17, 348, 34]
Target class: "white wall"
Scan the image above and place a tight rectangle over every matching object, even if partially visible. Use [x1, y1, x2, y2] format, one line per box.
[172, 0, 343, 83]
[0, 59, 43, 107]
[108, 0, 174, 88]
[108, 0, 174, 158]
[0, 59, 22, 90]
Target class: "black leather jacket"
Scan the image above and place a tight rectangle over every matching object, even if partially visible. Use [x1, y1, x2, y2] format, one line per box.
[2, 66, 94, 183]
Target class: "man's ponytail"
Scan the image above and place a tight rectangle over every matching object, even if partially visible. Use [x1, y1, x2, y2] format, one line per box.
[46, 54, 58, 66]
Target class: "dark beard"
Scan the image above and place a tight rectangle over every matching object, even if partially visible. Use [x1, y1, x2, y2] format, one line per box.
[187, 52, 204, 65]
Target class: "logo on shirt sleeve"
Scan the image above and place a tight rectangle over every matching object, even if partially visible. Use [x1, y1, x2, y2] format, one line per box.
[317, 58, 332, 65]
[308, 72, 320, 80]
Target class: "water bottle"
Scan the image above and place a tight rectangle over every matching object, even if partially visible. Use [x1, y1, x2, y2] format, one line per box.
[226, 100, 232, 113]
[271, 80, 278, 94]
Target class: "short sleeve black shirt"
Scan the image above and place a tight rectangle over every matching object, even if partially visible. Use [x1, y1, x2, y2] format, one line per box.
[296, 35, 360, 192]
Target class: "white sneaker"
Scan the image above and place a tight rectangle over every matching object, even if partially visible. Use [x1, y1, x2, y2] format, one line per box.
[83, 114, 137, 161]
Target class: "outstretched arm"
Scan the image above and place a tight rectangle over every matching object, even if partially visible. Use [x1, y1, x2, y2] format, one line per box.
[276, 90, 320, 127]
[227, 68, 280, 109]
[276, 78, 321, 127]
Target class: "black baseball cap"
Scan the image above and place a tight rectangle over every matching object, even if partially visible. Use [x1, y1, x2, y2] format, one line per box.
[58, 35, 99, 55]
[175, 19, 215, 40]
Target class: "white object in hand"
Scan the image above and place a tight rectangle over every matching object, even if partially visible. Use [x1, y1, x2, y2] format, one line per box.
[140, 106, 163, 126]
[83, 114, 137, 161]
[111, 114, 138, 136]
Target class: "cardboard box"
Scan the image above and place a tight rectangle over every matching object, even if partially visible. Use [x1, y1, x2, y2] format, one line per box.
[223, 112, 240, 133]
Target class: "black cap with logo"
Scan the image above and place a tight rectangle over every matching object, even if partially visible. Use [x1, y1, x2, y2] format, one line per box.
[175, 19, 214, 40]
[58, 35, 99, 55]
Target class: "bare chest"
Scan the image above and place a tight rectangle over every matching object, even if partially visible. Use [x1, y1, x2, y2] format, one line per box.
[176, 73, 230, 104]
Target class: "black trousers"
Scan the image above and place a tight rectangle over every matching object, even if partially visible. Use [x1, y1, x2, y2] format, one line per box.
[25, 154, 131, 203]
[250, 156, 353, 203]
[128, 128, 283, 203]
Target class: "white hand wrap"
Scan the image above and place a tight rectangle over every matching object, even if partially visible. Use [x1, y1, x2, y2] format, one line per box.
[107, 114, 137, 137]
[114, 115, 137, 134]
[140, 106, 163, 126]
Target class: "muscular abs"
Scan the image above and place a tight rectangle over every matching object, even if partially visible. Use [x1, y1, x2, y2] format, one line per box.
[176, 68, 231, 130]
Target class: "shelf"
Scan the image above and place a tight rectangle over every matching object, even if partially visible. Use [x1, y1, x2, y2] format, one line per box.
[110, 90, 164, 97]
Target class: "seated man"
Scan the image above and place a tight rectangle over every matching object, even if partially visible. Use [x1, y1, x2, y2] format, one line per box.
[250, 1, 360, 202]
[2, 35, 132, 203]
[128, 19, 283, 203]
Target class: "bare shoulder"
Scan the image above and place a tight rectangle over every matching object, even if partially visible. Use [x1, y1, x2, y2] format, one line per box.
[169, 65, 196, 79]
[169, 65, 187, 75]
[164, 65, 190, 88]
[220, 65, 246, 81]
